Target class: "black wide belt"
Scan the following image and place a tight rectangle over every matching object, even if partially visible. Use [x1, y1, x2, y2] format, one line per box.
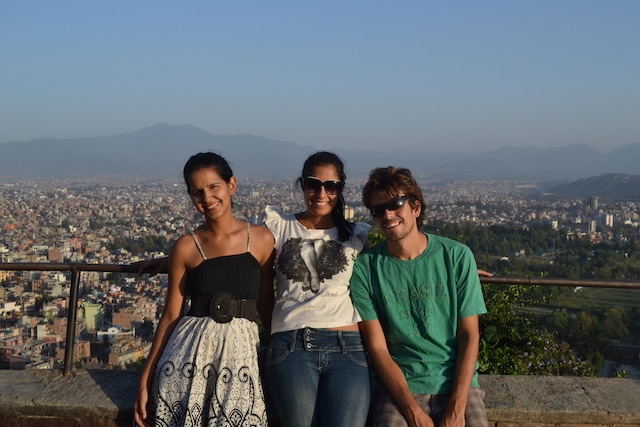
[189, 291, 257, 323]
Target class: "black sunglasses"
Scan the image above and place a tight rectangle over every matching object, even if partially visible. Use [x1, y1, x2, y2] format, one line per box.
[370, 196, 410, 217]
[302, 177, 344, 195]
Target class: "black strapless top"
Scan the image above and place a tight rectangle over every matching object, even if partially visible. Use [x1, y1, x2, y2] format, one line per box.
[186, 252, 261, 301]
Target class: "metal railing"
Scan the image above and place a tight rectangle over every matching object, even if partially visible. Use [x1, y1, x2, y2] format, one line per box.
[1, 262, 139, 375]
[1, 261, 640, 375]
[480, 275, 640, 289]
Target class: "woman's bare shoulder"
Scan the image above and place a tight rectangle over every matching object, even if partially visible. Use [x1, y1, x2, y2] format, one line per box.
[249, 224, 275, 258]
[250, 224, 274, 241]
[171, 233, 196, 253]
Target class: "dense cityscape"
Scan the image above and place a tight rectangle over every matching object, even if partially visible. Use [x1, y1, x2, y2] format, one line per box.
[1, 178, 639, 371]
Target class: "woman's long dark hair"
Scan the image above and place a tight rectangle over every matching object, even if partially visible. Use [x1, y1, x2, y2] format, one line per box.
[297, 151, 354, 242]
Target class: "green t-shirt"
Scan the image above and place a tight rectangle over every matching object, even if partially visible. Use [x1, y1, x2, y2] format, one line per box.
[350, 233, 487, 394]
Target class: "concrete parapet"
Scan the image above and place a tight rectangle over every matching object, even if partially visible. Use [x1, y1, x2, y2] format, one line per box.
[482, 375, 640, 426]
[0, 370, 639, 426]
[0, 369, 137, 427]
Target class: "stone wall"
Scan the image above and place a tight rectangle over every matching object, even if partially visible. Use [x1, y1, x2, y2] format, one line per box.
[0, 370, 639, 427]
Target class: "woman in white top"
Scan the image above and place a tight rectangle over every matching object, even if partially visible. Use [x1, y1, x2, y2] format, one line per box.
[263, 151, 371, 427]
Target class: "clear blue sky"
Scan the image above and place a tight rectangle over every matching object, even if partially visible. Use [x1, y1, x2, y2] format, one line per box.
[2, 1, 639, 153]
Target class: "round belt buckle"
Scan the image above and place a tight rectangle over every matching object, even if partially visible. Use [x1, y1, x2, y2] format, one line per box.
[210, 291, 234, 323]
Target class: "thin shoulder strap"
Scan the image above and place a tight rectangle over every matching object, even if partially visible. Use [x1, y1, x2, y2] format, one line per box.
[190, 231, 207, 260]
[246, 222, 251, 252]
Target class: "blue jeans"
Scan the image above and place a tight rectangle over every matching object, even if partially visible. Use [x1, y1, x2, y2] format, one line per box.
[264, 327, 371, 427]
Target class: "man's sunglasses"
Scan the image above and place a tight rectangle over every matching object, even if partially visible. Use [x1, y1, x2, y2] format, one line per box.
[370, 196, 410, 217]
[302, 177, 344, 195]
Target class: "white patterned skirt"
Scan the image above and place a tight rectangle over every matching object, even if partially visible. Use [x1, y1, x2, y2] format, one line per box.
[151, 316, 267, 427]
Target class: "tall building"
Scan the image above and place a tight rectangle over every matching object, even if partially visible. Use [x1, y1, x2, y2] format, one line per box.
[81, 302, 104, 332]
[605, 213, 614, 227]
[344, 206, 355, 220]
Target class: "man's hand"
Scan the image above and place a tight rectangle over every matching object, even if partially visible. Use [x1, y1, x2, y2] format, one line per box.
[407, 407, 435, 427]
[439, 406, 465, 427]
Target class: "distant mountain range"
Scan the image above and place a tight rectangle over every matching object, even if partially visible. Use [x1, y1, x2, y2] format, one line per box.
[542, 173, 640, 199]
[1, 123, 639, 183]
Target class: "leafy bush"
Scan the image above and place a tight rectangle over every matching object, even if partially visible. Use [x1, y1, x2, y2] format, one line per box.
[479, 283, 595, 376]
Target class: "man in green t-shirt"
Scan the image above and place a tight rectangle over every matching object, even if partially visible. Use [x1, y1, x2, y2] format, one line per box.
[350, 166, 488, 427]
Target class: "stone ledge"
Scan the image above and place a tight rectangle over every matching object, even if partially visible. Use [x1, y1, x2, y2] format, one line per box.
[481, 375, 640, 425]
[1, 370, 639, 426]
[0, 369, 136, 427]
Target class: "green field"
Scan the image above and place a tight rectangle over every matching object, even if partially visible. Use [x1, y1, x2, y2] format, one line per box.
[543, 287, 640, 345]
[553, 288, 640, 309]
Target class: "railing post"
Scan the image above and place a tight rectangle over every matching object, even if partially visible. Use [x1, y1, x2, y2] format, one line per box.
[63, 266, 81, 375]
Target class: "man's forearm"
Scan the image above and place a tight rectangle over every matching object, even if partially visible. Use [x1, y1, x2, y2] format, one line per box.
[370, 351, 433, 427]
[360, 320, 433, 427]
[446, 316, 481, 417]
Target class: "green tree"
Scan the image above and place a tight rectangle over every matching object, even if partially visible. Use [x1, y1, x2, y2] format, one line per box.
[367, 228, 386, 246]
[89, 218, 103, 230]
[601, 307, 629, 340]
[479, 283, 594, 376]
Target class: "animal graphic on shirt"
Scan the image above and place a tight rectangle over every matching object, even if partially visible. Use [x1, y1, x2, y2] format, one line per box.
[279, 238, 348, 294]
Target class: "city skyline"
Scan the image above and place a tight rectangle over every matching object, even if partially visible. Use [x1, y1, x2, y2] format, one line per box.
[2, 2, 639, 154]
[1, 174, 640, 377]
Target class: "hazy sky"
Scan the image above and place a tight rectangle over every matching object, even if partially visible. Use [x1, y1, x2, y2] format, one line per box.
[2, 1, 639, 153]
